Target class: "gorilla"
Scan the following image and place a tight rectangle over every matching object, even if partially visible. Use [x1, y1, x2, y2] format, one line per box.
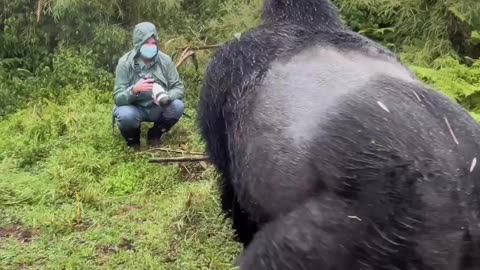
[198, 0, 480, 269]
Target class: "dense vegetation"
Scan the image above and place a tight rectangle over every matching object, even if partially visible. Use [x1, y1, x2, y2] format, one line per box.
[1, 0, 480, 269]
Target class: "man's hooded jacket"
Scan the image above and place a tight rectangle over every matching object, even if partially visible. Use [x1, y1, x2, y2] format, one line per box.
[113, 22, 185, 107]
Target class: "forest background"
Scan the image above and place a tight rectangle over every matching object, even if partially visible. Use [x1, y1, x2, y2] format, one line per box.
[1, 0, 480, 269]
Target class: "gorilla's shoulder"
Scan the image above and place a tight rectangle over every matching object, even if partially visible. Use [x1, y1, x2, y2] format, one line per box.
[204, 24, 405, 90]
[209, 24, 310, 65]
[204, 24, 314, 87]
[210, 25, 398, 68]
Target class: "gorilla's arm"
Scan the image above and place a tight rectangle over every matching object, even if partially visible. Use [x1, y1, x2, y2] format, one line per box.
[199, 24, 315, 246]
[198, 44, 235, 175]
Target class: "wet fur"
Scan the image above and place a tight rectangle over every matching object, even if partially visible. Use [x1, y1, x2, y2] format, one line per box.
[198, 0, 480, 269]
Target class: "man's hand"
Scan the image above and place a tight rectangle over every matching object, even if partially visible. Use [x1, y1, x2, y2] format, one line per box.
[133, 78, 154, 94]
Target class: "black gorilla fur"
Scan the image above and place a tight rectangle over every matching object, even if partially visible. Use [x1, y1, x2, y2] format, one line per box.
[198, 0, 480, 269]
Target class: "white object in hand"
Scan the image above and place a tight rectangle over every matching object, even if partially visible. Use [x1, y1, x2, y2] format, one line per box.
[152, 83, 168, 104]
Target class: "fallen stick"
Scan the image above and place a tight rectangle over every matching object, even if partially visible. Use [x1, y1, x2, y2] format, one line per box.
[146, 147, 205, 155]
[163, 147, 193, 176]
[177, 44, 222, 51]
[148, 156, 210, 163]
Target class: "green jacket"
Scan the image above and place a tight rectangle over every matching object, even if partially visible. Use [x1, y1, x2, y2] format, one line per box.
[113, 22, 185, 107]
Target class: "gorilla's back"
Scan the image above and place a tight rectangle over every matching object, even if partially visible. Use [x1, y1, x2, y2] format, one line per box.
[253, 44, 417, 145]
[232, 44, 480, 227]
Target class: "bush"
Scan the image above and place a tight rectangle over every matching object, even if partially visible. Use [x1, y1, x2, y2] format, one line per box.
[410, 56, 480, 113]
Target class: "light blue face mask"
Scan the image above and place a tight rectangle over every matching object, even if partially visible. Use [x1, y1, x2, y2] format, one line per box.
[140, 44, 158, 59]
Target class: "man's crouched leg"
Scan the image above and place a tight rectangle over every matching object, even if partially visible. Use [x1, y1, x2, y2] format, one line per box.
[113, 105, 142, 151]
[147, 99, 185, 146]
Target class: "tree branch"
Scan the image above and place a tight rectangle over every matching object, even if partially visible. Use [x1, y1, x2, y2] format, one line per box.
[148, 156, 210, 163]
[146, 147, 205, 155]
[175, 50, 195, 69]
[36, 0, 44, 23]
[177, 44, 222, 51]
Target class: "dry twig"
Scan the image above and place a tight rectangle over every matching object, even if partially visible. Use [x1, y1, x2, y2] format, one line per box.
[172, 44, 221, 69]
[75, 192, 82, 224]
[36, 0, 44, 22]
[148, 156, 209, 163]
[146, 147, 204, 155]
[175, 50, 196, 69]
[177, 44, 222, 51]
[163, 146, 193, 176]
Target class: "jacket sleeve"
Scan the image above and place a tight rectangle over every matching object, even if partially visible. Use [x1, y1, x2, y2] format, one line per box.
[113, 60, 136, 106]
[165, 57, 185, 100]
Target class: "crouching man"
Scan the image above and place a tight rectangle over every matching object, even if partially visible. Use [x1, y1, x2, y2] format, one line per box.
[113, 22, 185, 150]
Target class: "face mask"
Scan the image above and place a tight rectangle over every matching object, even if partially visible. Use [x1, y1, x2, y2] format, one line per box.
[140, 44, 158, 59]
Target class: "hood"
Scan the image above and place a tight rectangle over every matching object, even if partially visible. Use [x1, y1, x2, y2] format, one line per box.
[132, 22, 160, 55]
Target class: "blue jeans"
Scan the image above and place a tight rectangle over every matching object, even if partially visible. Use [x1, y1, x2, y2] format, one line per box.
[113, 99, 185, 131]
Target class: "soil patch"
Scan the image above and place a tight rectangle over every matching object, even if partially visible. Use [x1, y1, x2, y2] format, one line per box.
[0, 226, 35, 243]
[96, 238, 135, 255]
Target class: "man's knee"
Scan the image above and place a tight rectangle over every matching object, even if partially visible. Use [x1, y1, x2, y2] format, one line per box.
[114, 106, 141, 130]
[163, 99, 185, 120]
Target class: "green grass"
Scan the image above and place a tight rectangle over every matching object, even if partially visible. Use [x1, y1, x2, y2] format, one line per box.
[0, 85, 241, 269]
[0, 171, 240, 269]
